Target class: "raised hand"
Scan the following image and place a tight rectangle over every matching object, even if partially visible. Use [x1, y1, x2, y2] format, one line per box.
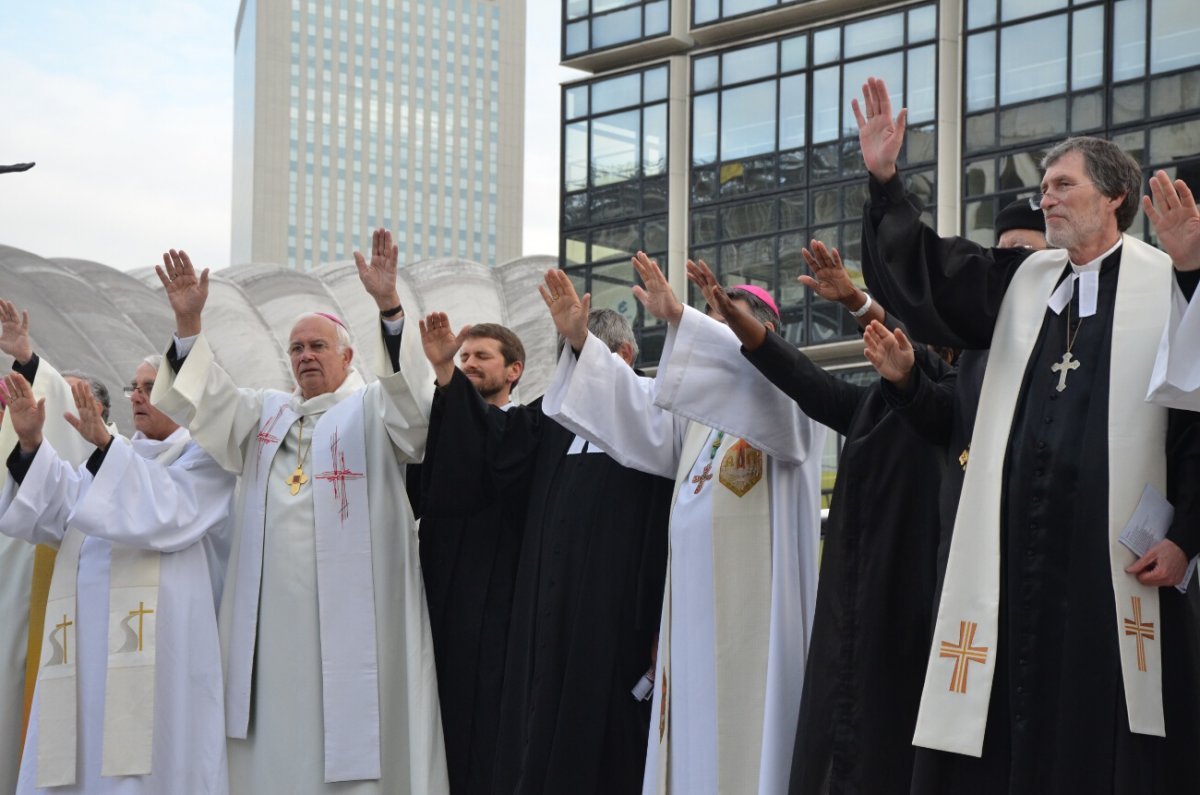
[862, 320, 914, 388]
[0, 299, 33, 364]
[539, 268, 591, 352]
[1143, 171, 1200, 272]
[631, 251, 683, 325]
[354, 228, 404, 310]
[850, 77, 906, 183]
[155, 249, 209, 337]
[798, 241, 858, 303]
[686, 259, 768, 350]
[4, 372, 45, 452]
[419, 312, 471, 386]
[64, 379, 112, 449]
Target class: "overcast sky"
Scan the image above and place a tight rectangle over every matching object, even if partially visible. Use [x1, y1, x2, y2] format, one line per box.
[0, 0, 580, 271]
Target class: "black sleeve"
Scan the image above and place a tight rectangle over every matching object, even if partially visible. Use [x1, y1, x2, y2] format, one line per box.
[862, 173, 1031, 348]
[741, 331, 865, 436]
[880, 346, 958, 446]
[84, 437, 115, 477]
[1176, 268, 1200, 302]
[382, 320, 403, 373]
[165, 340, 186, 373]
[12, 352, 39, 382]
[1166, 408, 1200, 560]
[6, 444, 38, 484]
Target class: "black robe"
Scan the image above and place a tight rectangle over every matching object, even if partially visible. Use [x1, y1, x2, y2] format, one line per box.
[742, 329, 952, 795]
[862, 173, 1200, 794]
[417, 369, 524, 795]
[428, 368, 672, 795]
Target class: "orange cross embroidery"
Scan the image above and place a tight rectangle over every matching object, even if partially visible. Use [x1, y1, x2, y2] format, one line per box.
[1124, 596, 1155, 673]
[940, 620, 989, 694]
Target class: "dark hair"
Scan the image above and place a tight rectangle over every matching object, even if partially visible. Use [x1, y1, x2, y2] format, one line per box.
[61, 370, 111, 423]
[721, 288, 777, 328]
[1042, 136, 1143, 232]
[465, 323, 526, 387]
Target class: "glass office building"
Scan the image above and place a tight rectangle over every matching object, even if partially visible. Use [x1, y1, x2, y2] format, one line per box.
[559, 0, 1200, 492]
[233, 0, 525, 271]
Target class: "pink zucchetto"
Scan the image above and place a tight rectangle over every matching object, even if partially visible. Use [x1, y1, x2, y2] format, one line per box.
[730, 284, 780, 320]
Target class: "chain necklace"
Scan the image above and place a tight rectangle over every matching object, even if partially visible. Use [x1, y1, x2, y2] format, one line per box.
[1051, 300, 1083, 393]
[285, 417, 314, 495]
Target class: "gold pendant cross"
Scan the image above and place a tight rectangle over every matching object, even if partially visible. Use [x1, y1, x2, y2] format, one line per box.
[691, 463, 713, 494]
[1051, 351, 1080, 392]
[286, 466, 309, 495]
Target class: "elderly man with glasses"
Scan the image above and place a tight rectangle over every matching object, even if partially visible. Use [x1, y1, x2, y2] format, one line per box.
[853, 77, 1200, 794]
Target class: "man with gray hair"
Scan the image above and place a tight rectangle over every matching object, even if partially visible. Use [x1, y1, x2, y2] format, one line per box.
[855, 77, 1200, 792]
[419, 308, 670, 795]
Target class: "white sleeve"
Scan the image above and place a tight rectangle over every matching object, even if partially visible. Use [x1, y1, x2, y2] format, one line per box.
[0, 440, 85, 548]
[654, 305, 819, 465]
[366, 312, 434, 463]
[542, 331, 685, 479]
[69, 441, 236, 554]
[150, 333, 266, 474]
[1147, 278, 1200, 410]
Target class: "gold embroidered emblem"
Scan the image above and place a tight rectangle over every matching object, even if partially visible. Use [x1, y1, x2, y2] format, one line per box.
[719, 439, 763, 497]
[958, 447, 969, 470]
[658, 668, 668, 742]
[1124, 596, 1155, 673]
[940, 620, 988, 694]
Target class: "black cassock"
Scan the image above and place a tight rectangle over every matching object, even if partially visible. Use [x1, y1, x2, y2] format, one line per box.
[742, 329, 951, 795]
[421, 368, 672, 795]
[415, 368, 524, 795]
[863, 173, 1200, 794]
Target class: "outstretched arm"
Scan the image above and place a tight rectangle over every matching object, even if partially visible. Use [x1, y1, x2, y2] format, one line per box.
[799, 241, 886, 329]
[155, 249, 209, 338]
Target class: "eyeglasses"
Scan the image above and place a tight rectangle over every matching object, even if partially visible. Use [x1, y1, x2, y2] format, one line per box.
[1028, 180, 1095, 210]
[123, 382, 155, 397]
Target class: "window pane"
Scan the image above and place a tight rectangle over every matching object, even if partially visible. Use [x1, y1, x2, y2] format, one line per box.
[566, 85, 589, 120]
[844, 12, 905, 59]
[591, 223, 641, 261]
[566, 0, 589, 21]
[1113, 0, 1147, 81]
[721, 199, 777, 239]
[695, 56, 719, 91]
[966, 31, 996, 112]
[779, 74, 807, 150]
[1151, 0, 1200, 74]
[691, 208, 718, 245]
[781, 35, 807, 72]
[694, 0, 719, 25]
[566, 121, 589, 190]
[1149, 119, 1200, 167]
[723, 0, 776, 20]
[692, 93, 718, 165]
[967, 0, 996, 29]
[645, 0, 669, 35]
[814, 28, 840, 65]
[1072, 7, 1103, 90]
[593, 0, 638, 13]
[909, 6, 937, 42]
[1000, 16, 1067, 105]
[566, 20, 588, 55]
[591, 110, 640, 186]
[812, 66, 840, 143]
[723, 43, 777, 85]
[907, 45, 936, 124]
[720, 81, 778, 160]
[719, 238, 776, 289]
[592, 6, 641, 49]
[563, 234, 588, 265]
[1000, 0, 1065, 23]
[593, 73, 642, 114]
[644, 66, 669, 102]
[843, 52, 903, 135]
[643, 103, 668, 176]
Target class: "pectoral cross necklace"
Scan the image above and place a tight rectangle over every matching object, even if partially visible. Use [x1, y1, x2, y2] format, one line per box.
[690, 430, 725, 494]
[1051, 301, 1083, 393]
[286, 418, 314, 495]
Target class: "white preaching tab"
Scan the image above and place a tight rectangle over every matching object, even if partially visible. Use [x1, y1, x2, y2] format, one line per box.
[1118, 484, 1198, 594]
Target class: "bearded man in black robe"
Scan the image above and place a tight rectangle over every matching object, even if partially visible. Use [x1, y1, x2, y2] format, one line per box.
[854, 76, 1200, 794]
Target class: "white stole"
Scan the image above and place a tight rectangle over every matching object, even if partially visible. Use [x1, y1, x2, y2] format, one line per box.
[1147, 273, 1200, 410]
[653, 423, 773, 794]
[224, 379, 381, 783]
[912, 235, 1173, 756]
[37, 432, 190, 787]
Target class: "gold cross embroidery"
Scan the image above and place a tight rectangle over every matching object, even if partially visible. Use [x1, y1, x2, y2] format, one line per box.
[690, 463, 713, 494]
[128, 601, 155, 652]
[55, 614, 74, 665]
[940, 620, 989, 694]
[1124, 596, 1155, 673]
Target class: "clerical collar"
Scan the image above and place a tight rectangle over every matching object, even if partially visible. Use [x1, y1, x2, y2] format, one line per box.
[1047, 237, 1122, 318]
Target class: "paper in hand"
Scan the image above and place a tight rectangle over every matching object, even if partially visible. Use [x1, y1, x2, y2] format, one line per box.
[1119, 483, 1198, 593]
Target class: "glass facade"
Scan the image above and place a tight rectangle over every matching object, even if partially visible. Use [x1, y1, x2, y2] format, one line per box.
[560, 64, 671, 363]
[692, 0, 801, 27]
[563, 0, 671, 59]
[688, 4, 938, 347]
[962, 0, 1200, 244]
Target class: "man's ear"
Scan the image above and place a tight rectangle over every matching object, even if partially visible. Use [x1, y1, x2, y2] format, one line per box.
[507, 360, 525, 386]
[343, 347, 355, 368]
[617, 341, 636, 366]
[764, 321, 776, 334]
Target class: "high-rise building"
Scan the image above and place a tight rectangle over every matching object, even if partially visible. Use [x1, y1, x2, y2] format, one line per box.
[558, 0, 1200, 364]
[233, 0, 525, 270]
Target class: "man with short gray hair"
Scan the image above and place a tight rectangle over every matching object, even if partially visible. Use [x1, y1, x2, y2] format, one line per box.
[856, 77, 1200, 792]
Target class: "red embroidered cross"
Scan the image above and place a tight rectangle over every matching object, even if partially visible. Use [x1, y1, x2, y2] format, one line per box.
[256, 405, 287, 468]
[315, 428, 365, 522]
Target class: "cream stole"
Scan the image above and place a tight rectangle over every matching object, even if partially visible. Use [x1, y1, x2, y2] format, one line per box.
[37, 432, 190, 787]
[653, 423, 773, 794]
[224, 383, 381, 782]
[913, 235, 1173, 756]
